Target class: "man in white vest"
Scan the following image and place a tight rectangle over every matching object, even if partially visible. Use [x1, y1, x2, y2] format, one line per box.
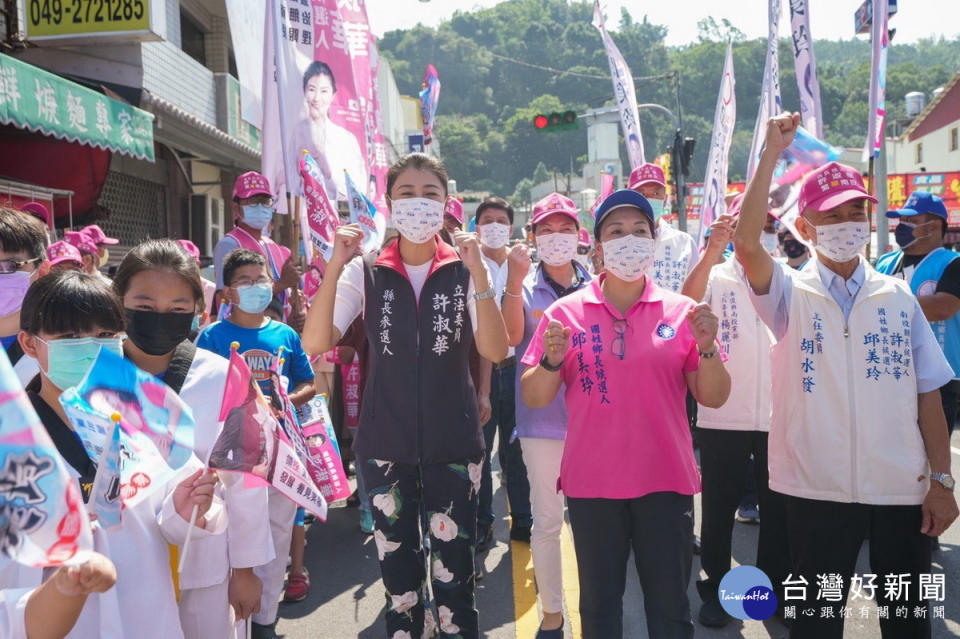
[628, 162, 700, 293]
[734, 112, 958, 638]
[682, 202, 789, 629]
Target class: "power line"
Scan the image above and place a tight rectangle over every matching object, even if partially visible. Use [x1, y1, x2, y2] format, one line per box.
[486, 51, 675, 83]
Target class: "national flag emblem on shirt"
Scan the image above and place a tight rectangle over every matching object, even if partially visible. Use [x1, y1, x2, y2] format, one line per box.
[656, 324, 676, 339]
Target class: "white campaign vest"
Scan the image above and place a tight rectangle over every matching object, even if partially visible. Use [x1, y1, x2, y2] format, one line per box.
[177, 349, 274, 592]
[698, 260, 773, 431]
[769, 260, 927, 505]
[652, 220, 700, 293]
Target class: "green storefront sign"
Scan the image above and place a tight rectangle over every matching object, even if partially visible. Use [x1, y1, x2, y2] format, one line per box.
[0, 53, 155, 161]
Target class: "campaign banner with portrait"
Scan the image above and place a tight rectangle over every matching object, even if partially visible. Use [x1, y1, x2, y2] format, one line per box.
[261, 0, 388, 214]
[297, 395, 350, 502]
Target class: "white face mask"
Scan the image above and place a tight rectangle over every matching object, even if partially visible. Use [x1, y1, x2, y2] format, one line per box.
[536, 232, 579, 266]
[390, 198, 445, 244]
[478, 222, 511, 249]
[761, 231, 779, 255]
[601, 235, 656, 282]
[810, 220, 869, 264]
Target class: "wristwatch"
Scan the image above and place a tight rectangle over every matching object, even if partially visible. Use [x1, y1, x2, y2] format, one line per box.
[539, 353, 563, 373]
[930, 472, 956, 491]
[698, 344, 720, 359]
[474, 288, 496, 301]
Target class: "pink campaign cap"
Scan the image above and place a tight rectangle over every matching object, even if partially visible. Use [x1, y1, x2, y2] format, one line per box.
[233, 171, 273, 200]
[82, 224, 119, 245]
[444, 197, 464, 226]
[20, 202, 50, 225]
[177, 239, 201, 261]
[46, 240, 83, 267]
[64, 230, 99, 255]
[531, 192, 579, 226]
[578, 228, 591, 247]
[798, 161, 877, 216]
[627, 162, 666, 191]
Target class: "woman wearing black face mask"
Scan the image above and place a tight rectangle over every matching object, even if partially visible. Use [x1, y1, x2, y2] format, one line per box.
[113, 239, 273, 639]
[778, 229, 810, 270]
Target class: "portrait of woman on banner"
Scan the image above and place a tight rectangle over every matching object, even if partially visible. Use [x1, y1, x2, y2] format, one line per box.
[291, 60, 367, 202]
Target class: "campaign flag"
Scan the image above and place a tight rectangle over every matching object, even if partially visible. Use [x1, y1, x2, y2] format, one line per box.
[747, 0, 783, 180]
[225, 0, 267, 128]
[864, 0, 889, 160]
[593, 1, 644, 169]
[346, 170, 383, 253]
[300, 151, 339, 262]
[297, 395, 351, 502]
[787, 126, 841, 167]
[419, 64, 441, 149]
[60, 349, 196, 509]
[211, 350, 328, 520]
[87, 418, 123, 530]
[698, 41, 737, 249]
[261, 0, 388, 211]
[788, 0, 824, 139]
[0, 352, 93, 567]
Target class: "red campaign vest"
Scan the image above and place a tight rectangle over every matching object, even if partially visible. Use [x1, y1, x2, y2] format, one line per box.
[227, 227, 291, 280]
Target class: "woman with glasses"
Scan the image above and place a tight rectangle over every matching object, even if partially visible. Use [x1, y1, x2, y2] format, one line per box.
[521, 189, 730, 639]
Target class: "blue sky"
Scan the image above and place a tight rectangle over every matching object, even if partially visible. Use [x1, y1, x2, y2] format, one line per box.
[368, 0, 960, 45]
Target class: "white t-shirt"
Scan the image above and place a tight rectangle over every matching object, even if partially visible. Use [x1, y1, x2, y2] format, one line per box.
[481, 253, 516, 358]
[332, 256, 488, 336]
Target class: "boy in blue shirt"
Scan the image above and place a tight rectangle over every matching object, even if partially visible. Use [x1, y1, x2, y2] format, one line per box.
[197, 248, 315, 639]
[198, 248, 315, 405]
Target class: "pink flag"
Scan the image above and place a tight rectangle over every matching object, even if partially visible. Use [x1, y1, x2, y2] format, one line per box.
[420, 64, 441, 149]
[300, 151, 339, 263]
[0, 353, 93, 567]
[210, 350, 328, 520]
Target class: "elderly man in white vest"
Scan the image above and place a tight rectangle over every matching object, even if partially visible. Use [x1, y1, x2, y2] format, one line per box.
[733, 112, 958, 639]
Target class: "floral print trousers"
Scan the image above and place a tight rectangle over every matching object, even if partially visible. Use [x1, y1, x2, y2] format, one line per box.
[362, 454, 484, 639]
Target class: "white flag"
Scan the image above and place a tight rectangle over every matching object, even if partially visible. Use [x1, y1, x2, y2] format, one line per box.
[788, 0, 823, 139]
[747, 0, 783, 180]
[698, 42, 737, 249]
[593, 1, 644, 169]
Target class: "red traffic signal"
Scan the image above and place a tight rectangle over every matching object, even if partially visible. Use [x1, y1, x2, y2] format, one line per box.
[533, 110, 578, 132]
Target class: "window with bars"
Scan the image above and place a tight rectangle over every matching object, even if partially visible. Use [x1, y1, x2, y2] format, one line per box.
[95, 171, 167, 247]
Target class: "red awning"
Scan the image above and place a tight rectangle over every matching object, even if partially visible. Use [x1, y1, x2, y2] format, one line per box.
[0, 123, 110, 224]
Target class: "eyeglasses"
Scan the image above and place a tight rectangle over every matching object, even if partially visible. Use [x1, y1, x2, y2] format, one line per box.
[611, 319, 628, 360]
[0, 257, 41, 274]
[241, 195, 275, 207]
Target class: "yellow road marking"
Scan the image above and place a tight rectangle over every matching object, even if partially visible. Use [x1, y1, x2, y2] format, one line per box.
[560, 522, 582, 638]
[512, 535, 540, 637]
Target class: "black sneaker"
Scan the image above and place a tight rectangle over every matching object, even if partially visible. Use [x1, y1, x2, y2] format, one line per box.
[510, 523, 532, 543]
[250, 621, 278, 639]
[698, 598, 730, 628]
[476, 526, 494, 553]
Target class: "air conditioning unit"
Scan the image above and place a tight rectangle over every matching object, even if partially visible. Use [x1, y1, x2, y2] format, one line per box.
[190, 194, 225, 256]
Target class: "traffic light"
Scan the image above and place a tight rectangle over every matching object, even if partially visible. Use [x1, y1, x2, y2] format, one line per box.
[533, 110, 578, 132]
[673, 134, 696, 177]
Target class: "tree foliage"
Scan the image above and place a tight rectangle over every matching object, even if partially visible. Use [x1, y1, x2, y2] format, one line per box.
[378, 0, 959, 194]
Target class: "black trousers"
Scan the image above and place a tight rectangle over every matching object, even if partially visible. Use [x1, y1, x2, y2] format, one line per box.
[784, 495, 932, 639]
[567, 492, 694, 639]
[696, 429, 789, 605]
[940, 379, 960, 437]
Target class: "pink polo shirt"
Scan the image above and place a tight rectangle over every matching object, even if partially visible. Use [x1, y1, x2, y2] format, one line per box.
[522, 275, 703, 499]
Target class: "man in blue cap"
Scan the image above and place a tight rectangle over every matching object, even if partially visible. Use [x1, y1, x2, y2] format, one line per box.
[877, 192, 960, 444]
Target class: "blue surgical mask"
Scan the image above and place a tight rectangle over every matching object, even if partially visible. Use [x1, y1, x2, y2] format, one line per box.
[242, 204, 274, 230]
[39, 336, 124, 390]
[191, 314, 201, 332]
[235, 282, 273, 314]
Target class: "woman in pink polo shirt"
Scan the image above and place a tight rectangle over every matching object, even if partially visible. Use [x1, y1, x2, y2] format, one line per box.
[521, 189, 730, 639]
